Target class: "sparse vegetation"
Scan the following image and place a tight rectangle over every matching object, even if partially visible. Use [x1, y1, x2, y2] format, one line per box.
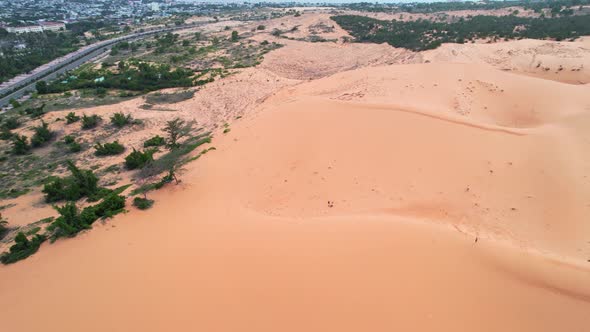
[0, 232, 46, 264]
[144, 90, 195, 104]
[81, 114, 102, 129]
[125, 148, 155, 170]
[12, 135, 30, 155]
[144, 135, 166, 148]
[332, 14, 590, 51]
[2, 117, 20, 130]
[110, 112, 133, 128]
[65, 112, 81, 124]
[0, 215, 8, 239]
[133, 196, 154, 210]
[31, 121, 54, 148]
[94, 141, 125, 156]
[42, 161, 99, 203]
[24, 104, 46, 118]
[48, 193, 126, 240]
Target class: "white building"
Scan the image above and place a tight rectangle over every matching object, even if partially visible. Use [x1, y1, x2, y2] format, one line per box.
[6, 22, 65, 34]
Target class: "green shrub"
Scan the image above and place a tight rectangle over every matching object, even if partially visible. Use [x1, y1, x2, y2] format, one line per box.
[12, 135, 30, 155]
[48, 202, 92, 239]
[63, 135, 81, 153]
[42, 161, 99, 202]
[125, 148, 154, 170]
[31, 120, 54, 147]
[0, 232, 46, 264]
[0, 129, 14, 141]
[133, 197, 154, 210]
[257, 25, 266, 30]
[24, 104, 46, 118]
[94, 141, 125, 156]
[69, 142, 82, 153]
[92, 193, 126, 218]
[2, 117, 19, 130]
[9, 98, 20, 108]
[63, 135, 75, 144]
[81, 114, 101, 129]
[110, 112, 133, 128]
[144, 135, 166, 148]
[0, 217, 8, 239]
[48, 194, 126, 240]
[65, 112, 80, 124]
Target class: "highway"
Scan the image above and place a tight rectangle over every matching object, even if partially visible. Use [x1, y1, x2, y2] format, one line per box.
[0, 22, 207, 107]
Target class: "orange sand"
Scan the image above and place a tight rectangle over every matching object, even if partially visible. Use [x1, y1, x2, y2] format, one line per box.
[1, 12, 590, 331]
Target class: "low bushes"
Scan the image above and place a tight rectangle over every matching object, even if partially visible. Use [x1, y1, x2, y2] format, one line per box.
[2, 117, 19, 130]
[94, 141, 125, 156]
[0, 232, 46, 264]
[81, 114, 101, 129]
[125, 148, 154, 170]
[48, 193, 126, 240]
[63, 135, 81, 153]
[143, 135, 165, 148]
[110, 112, 133, 128]
[42, 161, 99, 202]
[24, 104, 46, 118]
[12, 135, 30, 155]
[144, 90, 195, 104]
[0, 217, 8, 239]
[65, 112, 80, 124]
[31, 121, 54, 147]
[133, 197, 154, 210]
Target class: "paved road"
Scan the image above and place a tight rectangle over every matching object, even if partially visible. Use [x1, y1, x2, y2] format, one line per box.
[0, 22, 207, 107]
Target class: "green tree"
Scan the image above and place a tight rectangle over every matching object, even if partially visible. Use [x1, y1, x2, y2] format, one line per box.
[231, 30, 239, 42]
[36, 80, 48, 94]
[164, 118, 193, 150]
[9, 98, 20, 108]
[12, 135, 30, 155]
[31, 120, 54, 147]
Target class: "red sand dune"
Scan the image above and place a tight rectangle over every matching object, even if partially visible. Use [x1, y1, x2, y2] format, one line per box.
[1, 60, 590, 331]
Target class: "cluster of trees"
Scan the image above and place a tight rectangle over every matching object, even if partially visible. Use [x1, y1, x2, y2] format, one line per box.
[42, 161, 101, 203]
[0, 232, 46, 264]
[47, 193, 125, 240]
[0, 31, 79, 84]
[343, 0, 589, 14]
[38, 61, 194, 94]
[332, 14, 590, 51]
[8, 118, 55, 155]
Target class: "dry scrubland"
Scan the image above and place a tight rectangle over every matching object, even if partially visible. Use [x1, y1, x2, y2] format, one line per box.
[1, 7, 590, 332]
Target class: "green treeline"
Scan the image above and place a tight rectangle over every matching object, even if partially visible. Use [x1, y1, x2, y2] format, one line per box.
[0, 31, 79, 83]
[39, 61, 194, 94]
[332, 14, 590, 51]
[344, 0, 590, 14]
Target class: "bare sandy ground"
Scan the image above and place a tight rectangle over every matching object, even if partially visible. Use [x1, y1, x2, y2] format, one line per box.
[1, 12, 590, 331]
[424, 38, 590, 84]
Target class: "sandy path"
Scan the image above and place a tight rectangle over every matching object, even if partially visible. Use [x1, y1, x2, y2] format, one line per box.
[1, 62, 590, 330]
